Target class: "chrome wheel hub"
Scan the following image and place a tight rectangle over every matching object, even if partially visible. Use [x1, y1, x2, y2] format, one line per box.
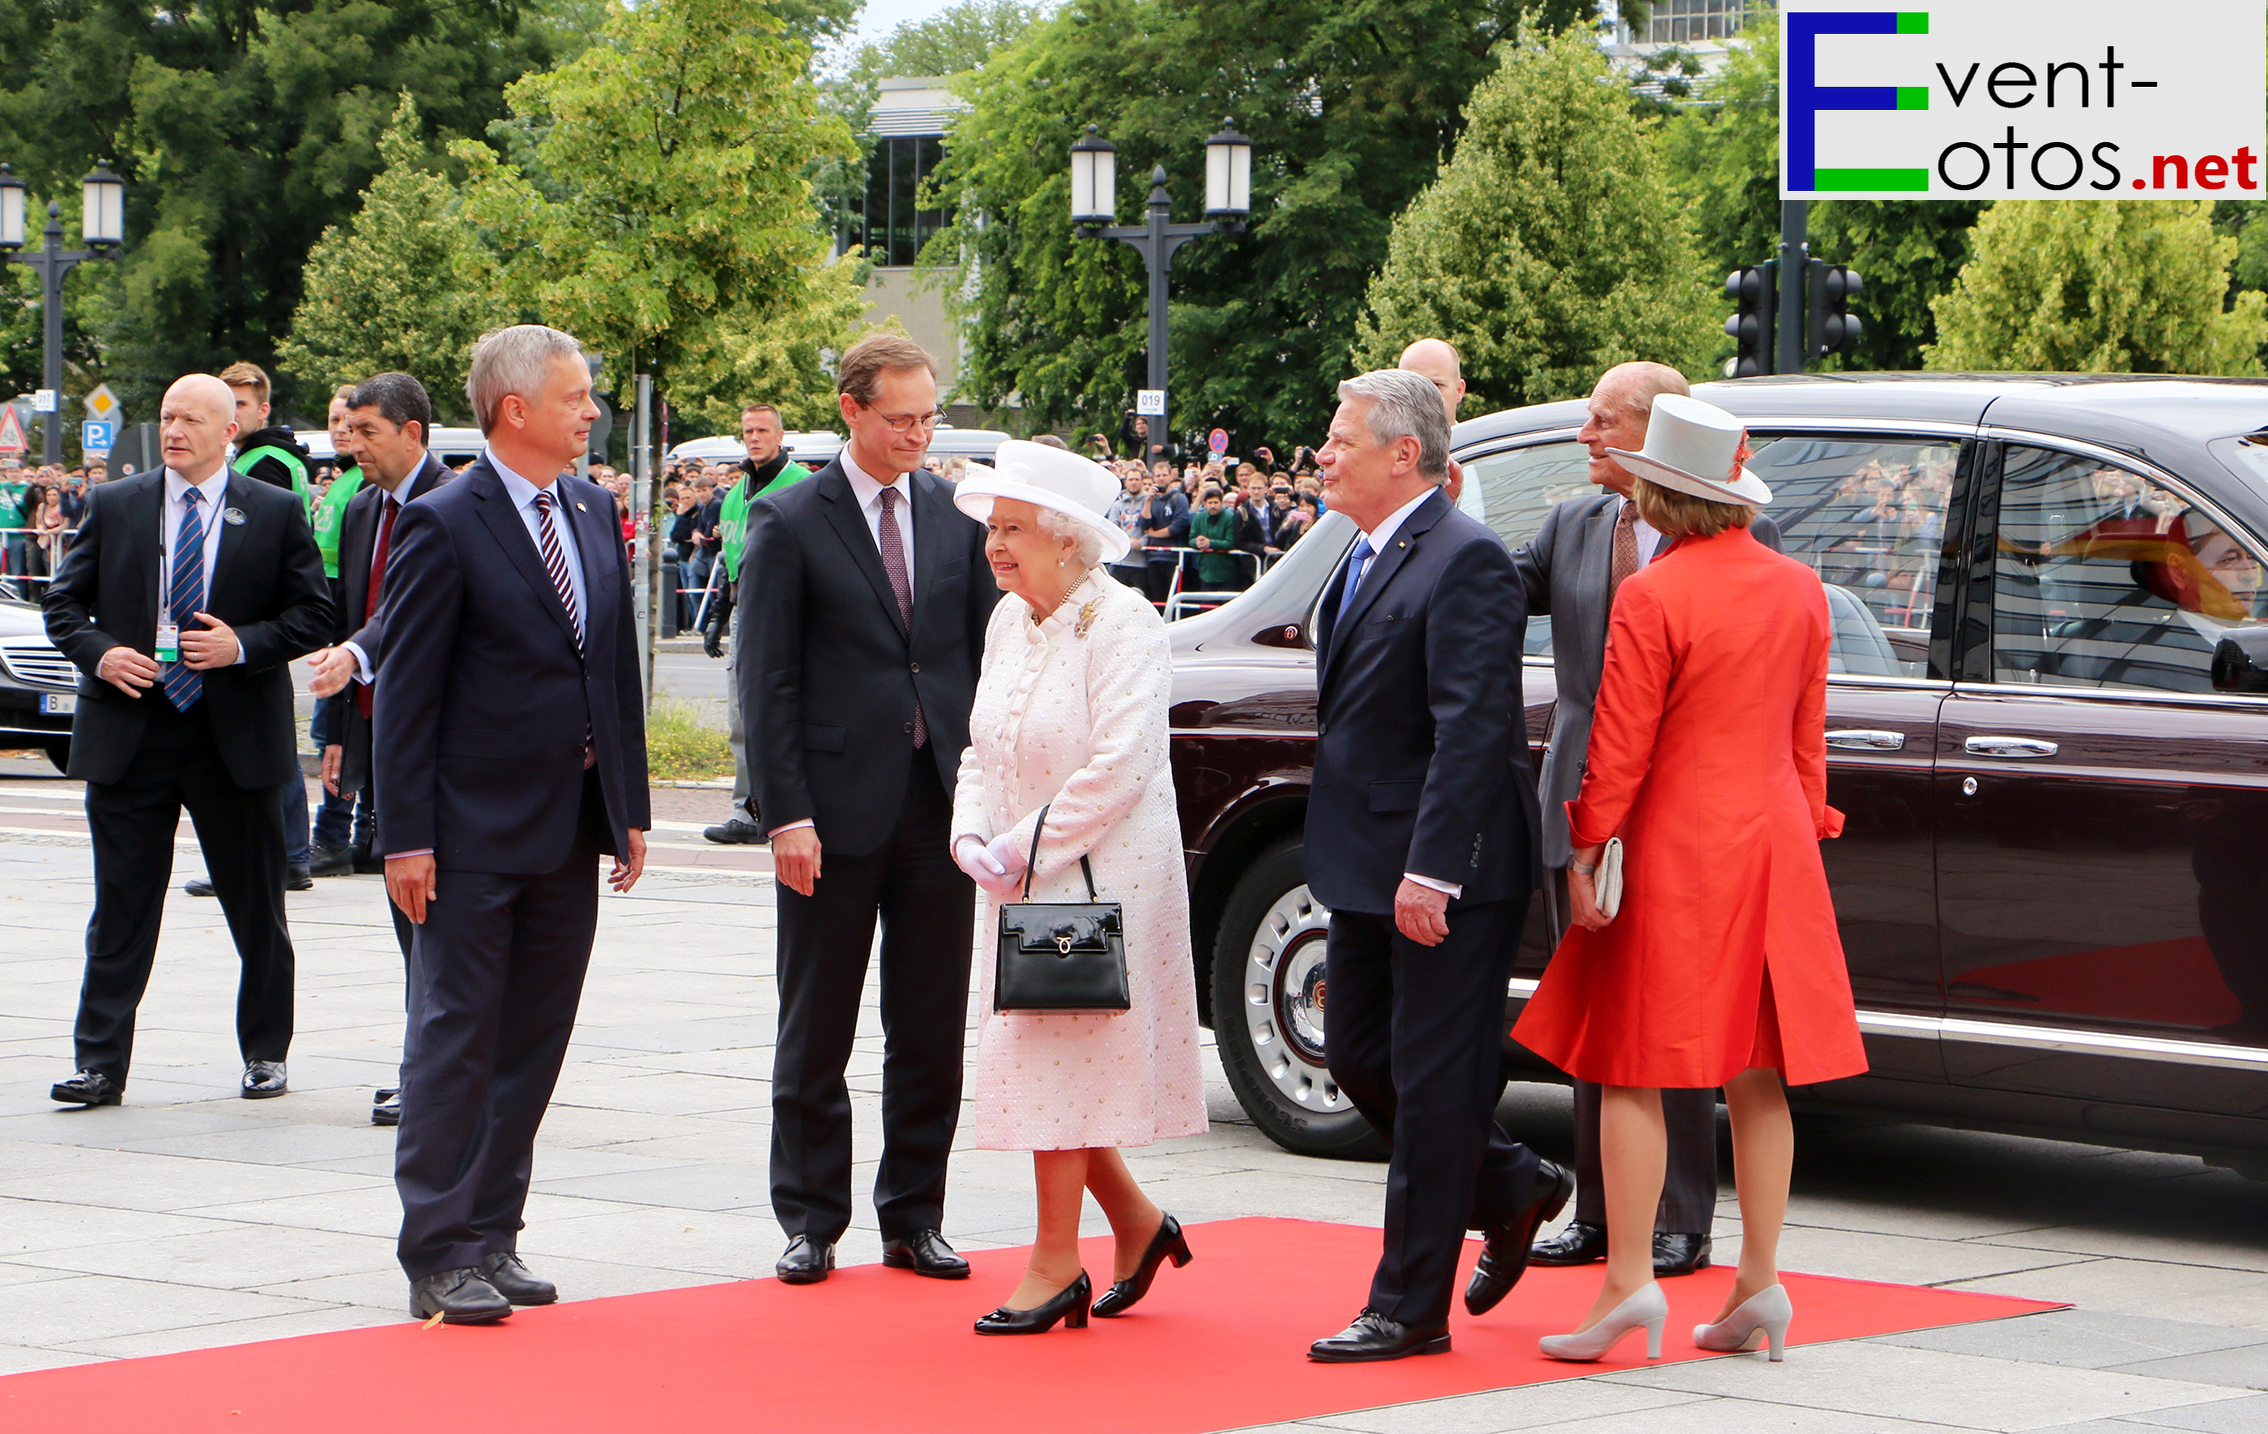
[1241, 883, 1346, 1113]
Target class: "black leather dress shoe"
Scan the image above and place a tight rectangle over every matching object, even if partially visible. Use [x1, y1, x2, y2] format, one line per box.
[184, 876, 216, 897]
[50, 1069, 122, 1106]
[1529, 1219, 1608, 1267]
[974, 1272, 1090, 1334]
[409, 1268, 511, 1324]
[286, 866, 314, 892]
[881, 1228, 969, 1279]
[1654, 1231, 1713, 1277]
[1093, 1212, 1192, 1317]
[703, 817, 768, 845]
[372, 1089, 401, 1127]
[309, 845, 355, 878]
[1308, 1309, 1450, 1363]
[481, 1251, 558, 1305]
[241, 1061, 288, 1099]
[1465, 1159, 1575, 1316]
[776, 1235, 834, 1284]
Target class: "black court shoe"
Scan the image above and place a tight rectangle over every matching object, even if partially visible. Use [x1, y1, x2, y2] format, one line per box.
[1092, 1212, 1192, 1317]
[975, 1272, 1091, 1334]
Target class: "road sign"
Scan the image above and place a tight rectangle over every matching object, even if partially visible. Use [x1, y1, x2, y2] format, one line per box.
[0, 407, 26, 455]
[32, 390, 56, 413]
[1135, 389, 1166, 417]
[1208, 428, 1228, 456]
[82, 421, 114, 455]
[83, 384, 119, 422]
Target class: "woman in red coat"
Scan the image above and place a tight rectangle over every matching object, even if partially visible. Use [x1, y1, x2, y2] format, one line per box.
[1512, 395, 1866, 1365]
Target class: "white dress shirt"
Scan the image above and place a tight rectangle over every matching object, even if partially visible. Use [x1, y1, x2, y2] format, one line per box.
[769, 448, 920, 841]
[1346, 484, 1465, 900]
[490, 447, 588, 644]
[160, 463, 246, 664]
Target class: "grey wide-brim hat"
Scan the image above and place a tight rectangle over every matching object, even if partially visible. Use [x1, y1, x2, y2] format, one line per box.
[952, 439, 1133, 563]
[1606, 393, 1772, 507]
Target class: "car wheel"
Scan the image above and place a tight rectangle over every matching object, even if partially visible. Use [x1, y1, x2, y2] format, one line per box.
[1210, 836, 1389, 1161]
[42, 739, 68, 773]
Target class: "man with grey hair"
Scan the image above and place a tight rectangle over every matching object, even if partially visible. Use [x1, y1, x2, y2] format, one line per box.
[1512, 360, 1780, 1282]
[1303, 368, 1569, 1362]
[375, 324, 650, 1323]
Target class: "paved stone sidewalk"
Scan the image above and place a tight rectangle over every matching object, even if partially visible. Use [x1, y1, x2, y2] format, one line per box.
[2, 775, 2267, 1432]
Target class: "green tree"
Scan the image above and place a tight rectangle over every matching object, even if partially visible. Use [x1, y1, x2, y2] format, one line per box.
[923, 0, 1620, 452]
[1927, 201, 2268, 375]
[278, 98, 511, 424]
[1352, 31, 1718, 408]
[453, 0, 863, 425]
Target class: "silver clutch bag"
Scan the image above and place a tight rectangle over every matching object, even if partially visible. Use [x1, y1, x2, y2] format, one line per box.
[1595, 837, 1625, 921]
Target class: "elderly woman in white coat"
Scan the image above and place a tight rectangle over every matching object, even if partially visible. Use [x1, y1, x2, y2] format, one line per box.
[950, 440, 1208, 1335]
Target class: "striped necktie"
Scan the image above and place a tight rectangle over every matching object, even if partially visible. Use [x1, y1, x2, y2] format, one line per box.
[532, 491, 583, 651]
[162, 489, 206, 711]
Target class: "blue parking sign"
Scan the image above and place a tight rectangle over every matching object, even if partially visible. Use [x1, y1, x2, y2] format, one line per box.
[82, 420, 113, 454]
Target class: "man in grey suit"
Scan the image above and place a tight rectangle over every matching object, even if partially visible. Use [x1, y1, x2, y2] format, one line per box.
[1511, 362, 1783, 1279]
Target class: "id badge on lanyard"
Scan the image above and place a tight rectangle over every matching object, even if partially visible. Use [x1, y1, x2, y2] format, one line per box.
[156, 539, 180, 664]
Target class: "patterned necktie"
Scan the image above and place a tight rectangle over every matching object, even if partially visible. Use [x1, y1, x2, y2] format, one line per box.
[354, 496, 399, 719]
[1608, 499, 1640, 600]
[877, 487, 926, 748]
[1335, 535, 1376, 632]
[162, 489, 206, 711]
[532, 491, 583, 652]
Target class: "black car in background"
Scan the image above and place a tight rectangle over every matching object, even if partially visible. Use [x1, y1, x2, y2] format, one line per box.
[1170, 374, 2268, 1175]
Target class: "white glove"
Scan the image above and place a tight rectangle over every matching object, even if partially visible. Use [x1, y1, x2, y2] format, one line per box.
[985, 831, 1030, 879]
[954, 836, 1022, 896]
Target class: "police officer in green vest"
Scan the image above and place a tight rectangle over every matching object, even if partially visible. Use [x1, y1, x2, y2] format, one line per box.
[702, 401, 811, 845]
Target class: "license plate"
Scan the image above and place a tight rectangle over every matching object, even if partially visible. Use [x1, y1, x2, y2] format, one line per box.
[40, 693, 75, 715]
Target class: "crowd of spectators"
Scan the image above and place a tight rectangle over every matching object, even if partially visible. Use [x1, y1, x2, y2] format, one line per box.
[1089, 438, 1331, 604]
[0, 458, 103, 583]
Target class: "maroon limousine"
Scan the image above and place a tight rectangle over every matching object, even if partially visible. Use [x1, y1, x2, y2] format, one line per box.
[1169, 373, 2268, 1171]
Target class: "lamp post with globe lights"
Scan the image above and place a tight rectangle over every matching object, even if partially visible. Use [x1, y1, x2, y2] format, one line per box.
[0, 164, 126, 464]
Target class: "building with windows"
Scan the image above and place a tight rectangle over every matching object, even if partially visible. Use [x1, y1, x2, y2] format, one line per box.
[1630, 0, 1772, 46]
[838, 77, 968, 403]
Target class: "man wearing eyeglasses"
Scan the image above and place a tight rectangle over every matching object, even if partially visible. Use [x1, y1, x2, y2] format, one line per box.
[737, 332, 999, 1287]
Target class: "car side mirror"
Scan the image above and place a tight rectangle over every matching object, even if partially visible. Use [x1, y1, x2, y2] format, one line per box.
[2210, 628, 2268, 693]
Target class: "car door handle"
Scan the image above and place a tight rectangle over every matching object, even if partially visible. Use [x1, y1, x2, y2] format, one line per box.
[1825, 729, 1906, 751]
[1964, 735, 2059, 759]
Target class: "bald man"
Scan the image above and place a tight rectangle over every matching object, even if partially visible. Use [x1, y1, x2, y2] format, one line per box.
[1507, 361, 1782, 1284]
[43, 374, 334, 1106]
[1399, 339, 1468, 503]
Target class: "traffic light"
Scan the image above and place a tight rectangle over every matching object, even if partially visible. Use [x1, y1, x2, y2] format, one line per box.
[1807, 260, 1864, 360]
[1723, 263, 1776, 378]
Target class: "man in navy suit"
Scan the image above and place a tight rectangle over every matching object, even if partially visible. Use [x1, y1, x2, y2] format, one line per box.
[374, 325, 649, 1324]
[1303, 369, 1571, 1363]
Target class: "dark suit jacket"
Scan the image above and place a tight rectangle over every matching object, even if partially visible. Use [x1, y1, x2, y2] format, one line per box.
[334, 453, 450, 796]
[43, 467, 334, 789]
[1511, 495, 1781, 867]
[737, 458, 995, 858]
[1305, 488, 1540, 916]
[372, 455, 648, 872]
[1234, 501, 1272, 559]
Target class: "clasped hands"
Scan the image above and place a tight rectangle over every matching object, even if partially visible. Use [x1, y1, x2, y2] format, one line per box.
[953, 832, 1029, 896]
[95, 614, 240, 696]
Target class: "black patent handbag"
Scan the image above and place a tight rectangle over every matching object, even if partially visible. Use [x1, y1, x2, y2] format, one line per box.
[993, 805, 1130, 1014]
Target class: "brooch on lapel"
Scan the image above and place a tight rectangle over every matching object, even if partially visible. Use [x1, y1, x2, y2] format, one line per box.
[222, 507, 247, 526]
[575, 501, 587, 511]
[1074, 599, 1101, 638]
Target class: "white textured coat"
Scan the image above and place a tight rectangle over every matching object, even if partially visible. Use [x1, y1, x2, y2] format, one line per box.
[952, 572, 1208, 1151]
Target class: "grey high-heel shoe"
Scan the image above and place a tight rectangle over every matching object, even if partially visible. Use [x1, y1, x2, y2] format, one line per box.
[1693, 1283, 1792, 1361]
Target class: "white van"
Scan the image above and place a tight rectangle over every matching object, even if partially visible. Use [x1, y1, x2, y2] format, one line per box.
[296, 426, 488, 468]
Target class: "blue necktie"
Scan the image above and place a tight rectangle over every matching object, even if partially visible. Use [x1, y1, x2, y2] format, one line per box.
[163, 489, 206, 711]
[1335, 535, 1375, 632]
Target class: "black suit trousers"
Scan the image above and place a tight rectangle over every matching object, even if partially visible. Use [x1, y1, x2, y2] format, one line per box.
[76, 696, 293, 1081]
[394, 775, 603, 1280]
[1542, 870, 1720, 1233]
[1325, 900, 1543, 1329]
[770, 753, 972, 1244]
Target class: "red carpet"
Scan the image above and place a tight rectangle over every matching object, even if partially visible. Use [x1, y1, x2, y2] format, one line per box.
[0, 1218, 2063, 1434]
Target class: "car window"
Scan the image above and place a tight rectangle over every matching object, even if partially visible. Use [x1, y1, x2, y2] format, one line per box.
[1743, 434, 1958, 679]
[1457, 439, 1589, 656]
[1991, 445, 2268, 694]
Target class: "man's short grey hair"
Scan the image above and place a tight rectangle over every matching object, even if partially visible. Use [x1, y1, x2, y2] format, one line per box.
[467, 324, 583, 435]
[1337, 369, 1450, 482]
[1034, 505, 1110, 571]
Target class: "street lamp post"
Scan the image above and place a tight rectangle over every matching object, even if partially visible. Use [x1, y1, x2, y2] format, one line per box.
[1070, 122, 1252, 463]
[0, 164, 126, 464]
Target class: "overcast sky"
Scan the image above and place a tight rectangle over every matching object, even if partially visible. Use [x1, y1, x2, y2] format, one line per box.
[848, 0, 961, 47]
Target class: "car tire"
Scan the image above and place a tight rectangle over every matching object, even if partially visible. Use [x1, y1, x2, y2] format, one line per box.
[42, 739, 68, 773]
[1210, 836, 1389, 1161]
